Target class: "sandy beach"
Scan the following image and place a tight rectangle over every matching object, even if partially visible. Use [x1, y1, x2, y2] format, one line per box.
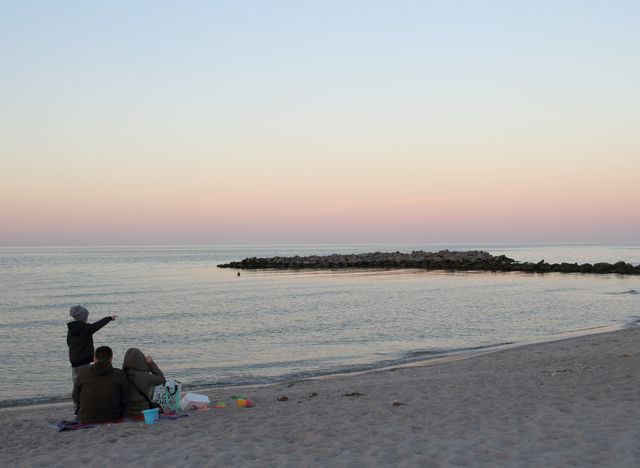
[2, 327, 640, 467]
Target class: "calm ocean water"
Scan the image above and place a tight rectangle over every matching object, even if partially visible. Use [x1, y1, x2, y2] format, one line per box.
[1, 243, 639, 407]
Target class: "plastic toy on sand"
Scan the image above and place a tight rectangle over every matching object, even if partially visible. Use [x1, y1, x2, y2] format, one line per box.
[235, 398, 254, 408]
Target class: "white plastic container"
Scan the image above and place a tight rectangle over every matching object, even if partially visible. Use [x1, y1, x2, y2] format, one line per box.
[180, 392, 210, 410]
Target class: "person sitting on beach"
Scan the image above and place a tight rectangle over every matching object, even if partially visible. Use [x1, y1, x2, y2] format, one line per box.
[122, 348, 166, 418]
[72, 346, 128, 424]
[67, 305, 117, 414]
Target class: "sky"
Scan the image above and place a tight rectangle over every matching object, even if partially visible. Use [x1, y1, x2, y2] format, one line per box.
[1, 1, 639, 245]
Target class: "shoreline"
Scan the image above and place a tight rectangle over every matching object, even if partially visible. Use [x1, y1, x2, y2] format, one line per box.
[4, 326, 640, 465]
[1, 323, 625, 412]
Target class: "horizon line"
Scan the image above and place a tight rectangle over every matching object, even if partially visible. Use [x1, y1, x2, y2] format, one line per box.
[1, 241, 639, 249]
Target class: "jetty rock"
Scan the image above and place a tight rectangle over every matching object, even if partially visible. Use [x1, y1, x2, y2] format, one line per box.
[217, 250, 640, 275]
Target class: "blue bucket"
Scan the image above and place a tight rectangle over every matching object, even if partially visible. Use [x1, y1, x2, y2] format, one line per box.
[142, 408, 160, 424]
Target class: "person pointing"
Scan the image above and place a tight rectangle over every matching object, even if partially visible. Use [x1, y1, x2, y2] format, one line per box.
[66, 305, 117, 414]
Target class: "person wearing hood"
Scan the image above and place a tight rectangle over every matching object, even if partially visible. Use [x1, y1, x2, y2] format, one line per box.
[122, 348, 166, 418]
[72, 346, 127, 424]
[67, 305, 117, 414]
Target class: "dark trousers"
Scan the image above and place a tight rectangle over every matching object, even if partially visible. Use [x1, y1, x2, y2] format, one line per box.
[71, 364, 91, 415]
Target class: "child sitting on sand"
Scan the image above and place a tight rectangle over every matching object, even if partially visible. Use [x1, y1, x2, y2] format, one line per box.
[66, 305, 117, 413]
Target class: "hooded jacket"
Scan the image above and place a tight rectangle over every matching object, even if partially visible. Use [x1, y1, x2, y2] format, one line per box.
[122, 348, 166, 418]
[72, 360, 127, 423]
[67, 317, 113, 367]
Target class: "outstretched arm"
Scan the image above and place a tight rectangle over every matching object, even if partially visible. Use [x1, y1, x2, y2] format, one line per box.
[87, 316, 115, 334]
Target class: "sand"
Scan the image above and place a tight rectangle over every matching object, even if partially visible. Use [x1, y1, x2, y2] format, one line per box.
[2, 327, 640, 467]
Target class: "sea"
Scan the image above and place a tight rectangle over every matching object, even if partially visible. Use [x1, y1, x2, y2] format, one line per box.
[1, 243, 639, 407]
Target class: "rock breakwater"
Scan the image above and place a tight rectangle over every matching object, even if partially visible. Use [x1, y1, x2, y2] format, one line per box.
[218, 250, 640, 275]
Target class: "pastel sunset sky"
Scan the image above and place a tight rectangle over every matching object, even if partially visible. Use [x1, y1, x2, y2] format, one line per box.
[1, 1, 639, 245]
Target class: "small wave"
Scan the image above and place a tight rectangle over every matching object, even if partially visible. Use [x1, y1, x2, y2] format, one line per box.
[606, 289, 639, 295]
[405, 342, 515, 359]
[626, 317, 640, 327]
[0, 394, 70, 409]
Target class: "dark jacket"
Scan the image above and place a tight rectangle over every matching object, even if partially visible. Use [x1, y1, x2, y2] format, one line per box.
[67, 317, 113, 367]
[122, 348, 166, 418]
[72, 361, 127, 423]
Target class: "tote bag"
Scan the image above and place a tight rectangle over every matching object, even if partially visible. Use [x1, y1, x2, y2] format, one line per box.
[152, 380, 182, 413]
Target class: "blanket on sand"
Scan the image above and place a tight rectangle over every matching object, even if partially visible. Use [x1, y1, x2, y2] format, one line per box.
[48, 414, 189, 432]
